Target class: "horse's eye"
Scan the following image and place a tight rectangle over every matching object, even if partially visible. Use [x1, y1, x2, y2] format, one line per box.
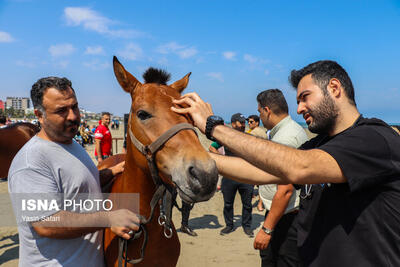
[137, 110, 152, 121]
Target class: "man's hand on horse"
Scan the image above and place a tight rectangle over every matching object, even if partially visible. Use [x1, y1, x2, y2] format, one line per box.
[111, 161, 125, 176]
[108, 209, 140, 240]
[171, 92, 213, 133]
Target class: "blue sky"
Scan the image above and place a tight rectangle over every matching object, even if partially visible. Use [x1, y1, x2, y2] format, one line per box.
[1, 0, 400, 123]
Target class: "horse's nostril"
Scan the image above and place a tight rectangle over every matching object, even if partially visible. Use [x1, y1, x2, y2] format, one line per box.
[188, 166, 197, 179]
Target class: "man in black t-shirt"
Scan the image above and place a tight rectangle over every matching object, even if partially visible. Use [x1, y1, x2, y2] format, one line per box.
[171, 60, 400, 267]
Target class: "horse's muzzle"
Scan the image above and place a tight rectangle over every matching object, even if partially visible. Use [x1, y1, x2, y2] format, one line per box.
[185, 159, 218, 201]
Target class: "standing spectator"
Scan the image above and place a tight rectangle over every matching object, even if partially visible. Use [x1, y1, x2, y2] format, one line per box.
[95, 112, 112, 162]
[178, 201, 197, 236]
[247, 114, 267, 139]
[79, 123, 89, 146]
[246, 114, 268, 205]
[210, 113, 254, 237]
[255, 89, 308, 267]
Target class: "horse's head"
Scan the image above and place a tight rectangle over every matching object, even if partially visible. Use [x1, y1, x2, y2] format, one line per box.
[113, 56, 218, 203]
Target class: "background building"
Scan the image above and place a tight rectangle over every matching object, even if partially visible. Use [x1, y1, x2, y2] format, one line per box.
[6, 97, 30, 110]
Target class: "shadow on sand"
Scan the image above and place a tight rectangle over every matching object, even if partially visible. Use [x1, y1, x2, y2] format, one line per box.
[0, 233, 19, 265]
[182, 212, 265, 231]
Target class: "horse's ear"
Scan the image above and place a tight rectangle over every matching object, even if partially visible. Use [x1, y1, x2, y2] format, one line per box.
[170, 72, 191, 93]
[113, 56, 142, 93]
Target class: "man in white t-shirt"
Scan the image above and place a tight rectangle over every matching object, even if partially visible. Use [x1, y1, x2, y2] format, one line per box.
[8, 76, 140, 267]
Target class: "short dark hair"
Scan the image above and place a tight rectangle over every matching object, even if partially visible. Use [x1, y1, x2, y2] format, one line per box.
[101, 112, 111, 117]
[31, 77, 74, 112]
[247, 115, 260, 123]
[289, 60, 356, 106]
[231, 113, 246, 123]
[0, 114, 6, 124]
[257, 89, 288, 115]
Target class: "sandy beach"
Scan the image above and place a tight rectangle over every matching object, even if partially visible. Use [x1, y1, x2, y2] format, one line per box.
[0, 124, 270, 267]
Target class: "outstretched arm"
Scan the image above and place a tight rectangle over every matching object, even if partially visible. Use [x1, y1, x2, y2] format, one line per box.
[172, 92, 345, 185]
[208, 153, 286, 185]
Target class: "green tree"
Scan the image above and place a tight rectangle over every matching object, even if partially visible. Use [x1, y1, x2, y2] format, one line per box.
[5, 107, 15, 117]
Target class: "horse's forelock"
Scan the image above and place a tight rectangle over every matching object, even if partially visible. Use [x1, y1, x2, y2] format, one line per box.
[142, 67, 171, 85]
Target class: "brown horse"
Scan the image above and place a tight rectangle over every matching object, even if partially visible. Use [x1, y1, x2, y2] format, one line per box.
[103, 57, 219, 267]
[0, 122, 39, 178]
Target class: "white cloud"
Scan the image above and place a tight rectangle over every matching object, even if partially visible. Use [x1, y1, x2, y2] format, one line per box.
[85, 46, 104, 55]
[16, 60, 36, 68]
[64, 7, 143, 38]
[0, 31, 15, 42]
[157, 42, 184, 54]
[156, 42, 198, 59]
[223, 51, 236, 60]
[118, 43, 143, 61]
[49, 43, 75, 57]
[206, 72, 224, 82]
[196, 57, 205, 64]
[157, 57, 168, 65]
[178, 47, 198, 59]
[83, 59, 109, 70]
[55, 60, 70, 68]
[244, 54, 258, 63]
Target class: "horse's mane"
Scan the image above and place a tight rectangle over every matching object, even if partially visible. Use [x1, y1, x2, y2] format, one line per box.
[143, 67, 171, 85]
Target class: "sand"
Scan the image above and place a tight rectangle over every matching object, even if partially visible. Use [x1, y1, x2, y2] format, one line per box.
[0, 124, 270, 266]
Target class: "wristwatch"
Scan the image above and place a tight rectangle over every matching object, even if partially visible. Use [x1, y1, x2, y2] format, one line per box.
[261, 226, 274, 235]
[205, 115, 224, 141]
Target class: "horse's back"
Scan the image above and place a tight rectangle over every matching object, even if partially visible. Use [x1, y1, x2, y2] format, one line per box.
[0, 123, 39, 177]
[97, 154, 125, 170]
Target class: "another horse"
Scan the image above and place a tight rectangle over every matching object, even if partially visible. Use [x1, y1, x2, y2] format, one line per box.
[103, 57, 219, 267]
[0, 122, 39, 178]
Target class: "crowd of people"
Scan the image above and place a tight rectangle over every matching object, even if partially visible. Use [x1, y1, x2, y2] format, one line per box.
[4, 59, 400, 267]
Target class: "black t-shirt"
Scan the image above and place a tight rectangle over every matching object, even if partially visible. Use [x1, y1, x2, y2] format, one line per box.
[296, 116, 400, 266]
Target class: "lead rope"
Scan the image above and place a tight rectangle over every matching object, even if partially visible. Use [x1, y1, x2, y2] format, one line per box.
[117, 185, 167, 266]
[117, 155, 178, 266]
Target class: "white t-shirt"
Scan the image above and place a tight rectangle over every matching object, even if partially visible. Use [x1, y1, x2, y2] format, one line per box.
[258, 116, 309, 213]
[8, 136, 105, 267]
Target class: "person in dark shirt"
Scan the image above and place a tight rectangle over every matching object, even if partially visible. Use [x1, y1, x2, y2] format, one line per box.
[171, 60, 400, 267]
[209, 113, 255, 237]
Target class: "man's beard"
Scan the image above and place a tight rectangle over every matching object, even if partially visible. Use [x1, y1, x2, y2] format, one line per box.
[65, 119, 80, 134]
[307, 94, 339, 135]
[43, 118, 80, 143]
